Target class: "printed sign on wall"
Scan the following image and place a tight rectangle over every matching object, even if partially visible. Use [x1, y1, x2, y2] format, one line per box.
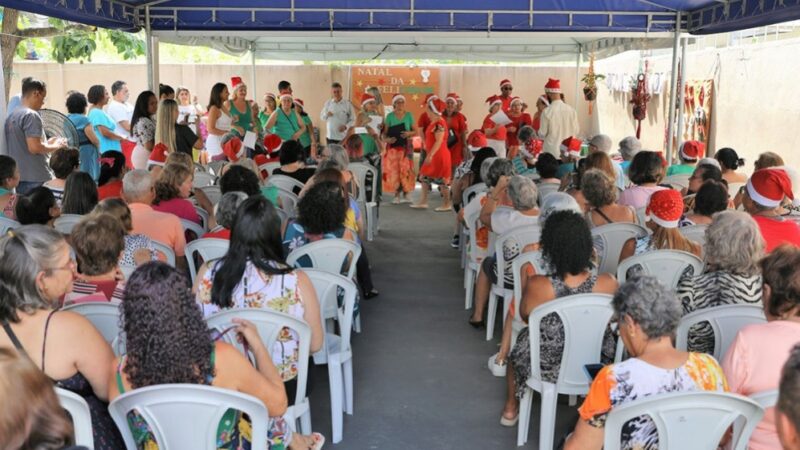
[350, 66, 441, 118]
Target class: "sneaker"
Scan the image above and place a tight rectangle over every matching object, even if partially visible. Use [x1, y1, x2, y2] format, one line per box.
[450, 235, 460, 249]
[488, 353, 507, 377]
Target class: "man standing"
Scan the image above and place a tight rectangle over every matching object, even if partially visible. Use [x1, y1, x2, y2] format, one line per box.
[3, 78, 67, 194]
[319, 82, 355, 145]
[106, 80, 135, 164]
[498, 79, 514, 112]
[538, 78, 579, 158]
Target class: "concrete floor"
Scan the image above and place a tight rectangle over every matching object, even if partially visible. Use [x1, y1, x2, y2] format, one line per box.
[308, 187, 578, 449]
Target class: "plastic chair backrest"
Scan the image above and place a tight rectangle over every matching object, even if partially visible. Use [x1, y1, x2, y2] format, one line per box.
[207, 160, 227, 177]
[616, 250, 704, 288]
[675, 304, 767, 361]
[54, 214, 84, 235]
[185, 238, 229, 282]
[603, 391, 764, 450]
[462, 183, 486, 207]
[181, 219, 207, 243]
[194, 207, 210, 230]
[679, 224, 708, 247]
[151, 240, 177, 267]
[591, 223, 649, 274]
[275, 186, 298, 217]
[199, 185, 222, 206]
[494, 224, 541, 291]
[349, 162, 378, 203]
[537, 182, 560, 205]
[464, 201, 484, 265]
[0, 216, 21, 234]
[663, 174, 690, 190]
[205, 308, 311, 411]
[511, 251, 547, 337]
[258, 162, 281, 176]
[266, 174, 306, 193]
[62, 301, 122, 350]
[303, 269, 357, 353]
[528, 293, 615, 393]
[286, 238, 361, 279]
[56, 387, 94, 449]
[192, 172, 216, 188]
[109, 384, 269, 450]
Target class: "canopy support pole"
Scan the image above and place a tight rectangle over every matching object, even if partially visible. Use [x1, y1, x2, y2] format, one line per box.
[250, 43, 258, 98]
[145, 6, 159, 91]
[665, 12, 681, 165]
[574, 44, 582, 110]
[675, 36, 688, 159]
[0, 41, 6, 154]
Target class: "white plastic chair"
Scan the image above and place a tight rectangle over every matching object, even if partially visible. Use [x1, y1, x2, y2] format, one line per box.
[54, 214, 84, 235]
[459, 183, 487, 269]
[733, 389, 779, 443]
[616, 250, 704, 289]
[663, 174, 690, 191]
[185, 238, 229, 283]
[517, 293, 618, 447]
[192, 171, 216, 188]
[349, 162, 379, 241]
[510, 251, 547, 344]
[463, 205, 483, 310]
[676, 304, 767, 361]
[591, 223, 648, 275]
[194, 206, 210, 230]
[258, 161, 281, 176]
[109, 384, 270, 450]
[199, 185, 222, 206]
[603, 391, 764, 450]
[56, 387, 94, 449]
[0, 216, 20, 234]
[62, 300, 124, 355]
[206, 308, 312, 434]
[275, 186, 298, 217]
[151, 240, 177, 267]
[286, 238, 361, 280]
[181, 218, 207, 242]
[486, 224, 541, 341]
[303, 269, 357, 443]
[207, 160, 227, 177]
[679, 224, 708, 247]
[266, 174, 306, 193]
[537, 182, 560, 205]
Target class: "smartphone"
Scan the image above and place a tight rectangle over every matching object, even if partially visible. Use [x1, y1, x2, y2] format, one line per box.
[584, 364, 604, 382]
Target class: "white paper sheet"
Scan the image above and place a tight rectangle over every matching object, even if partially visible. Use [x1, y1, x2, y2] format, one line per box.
[243, 131, 257, 149]
[490, 110, 512, 126]
[354, 127, 368, 135]
[368, 115, 383, 132]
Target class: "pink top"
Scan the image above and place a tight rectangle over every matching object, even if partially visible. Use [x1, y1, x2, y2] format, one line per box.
[722, 320, 800, 450]
[618, 185, 668, 210]
[152, 197, 202, 224]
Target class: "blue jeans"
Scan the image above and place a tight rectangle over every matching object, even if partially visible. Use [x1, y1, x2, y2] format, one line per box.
[16, 181, 43, 195]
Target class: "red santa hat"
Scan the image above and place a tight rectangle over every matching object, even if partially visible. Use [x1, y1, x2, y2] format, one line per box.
[499, 79, 512, 88]
[538, 95, 550, 106]
[421, 93, 439, 107]
[679, 140, 704, 161]
[746, 168, 794, 208]
[445, 92, 459, 103]
[223, 137, 245, 162]
[428, 98, 447, 115]
[485, 95, 503, 107]
[646, 189, 684, 228]
[231, 76, 243, 89]
[510, 96, 523, 106]
[544, 78, 562, 94]
[278, 89, 292, 101]
[560, 137, 582, 158]
[293, 98, 305, 108]
[147, 143, 168, 167]
[263, 134, 282, 155]
[467, 130, 488, 152]
[391, 94, 406, 104]
[360, 93, 376, 107]
[777, 166, 800, 207]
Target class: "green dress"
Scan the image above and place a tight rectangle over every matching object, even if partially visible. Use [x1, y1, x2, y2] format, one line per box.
[384, 111, 413, 149]
[271, 109, 301, 142]
[359, 113, 381, 156]
[229, 100, 255, 135]
[298, 115, 313, 148]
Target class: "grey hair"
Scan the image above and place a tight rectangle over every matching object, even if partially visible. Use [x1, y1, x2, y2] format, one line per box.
[705, 210, 764, 276]
[517, 126, 536, 144]
[618, 136, 642, 161]
[539, 192, 582, 224]
[589, 134, 613, 154]
[486, 158, 515, 188]
[613, 276, 682, 339]
[233, 158, 260, 177]
[327, 144, 349, 170]
[778, 344, 800, 434]
[316, 158, 341, 173]
[0, 225, 67, 322]
[582, 169, 617, 208]
[122, 169, 153, 201]
[698, 157, 721, 169]
[480, 157, 497, 186]
[215, 191, 248, 229]
[508, 176, 538, 211]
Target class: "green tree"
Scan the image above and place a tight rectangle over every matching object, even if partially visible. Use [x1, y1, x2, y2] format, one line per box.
[1, 7, 144, 99]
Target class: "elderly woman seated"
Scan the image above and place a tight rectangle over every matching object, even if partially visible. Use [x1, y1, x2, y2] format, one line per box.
[723, 245, 800, 450]
[64, 214, 126, 304]
[203, 191, 248, 240]
[678, 210, 764, 354]
[741, 168, 800, 252]
[582, 169, 638, 228]
[461, 157, 514, 268]
[618, 151, 667, 210]
[563, 276, 728, 450]
[616, 136, 641, 173]
[680, 180, 728, 226]
[468, 175, 539, 327]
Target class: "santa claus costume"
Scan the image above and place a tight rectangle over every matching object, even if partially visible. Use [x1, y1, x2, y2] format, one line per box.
[505, 96, 533, 159]
[498, 79, 514, 112]
[443, 92, 469, 170]
[745, 168, 800, 252]
[411, 98, 453, 211]
[482, 95, 508, 158]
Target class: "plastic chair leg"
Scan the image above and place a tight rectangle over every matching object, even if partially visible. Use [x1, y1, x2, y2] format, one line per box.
[517, 387, 533, 446]
[329, 361, 344, 443]
[353, 314, 362, 333]
[343, 359, 354, 415]
[465, 268, 476, 310]
[568, 395, 577, 406]
[299, 404, 312, 435]
[486, 292, 500, 341]
[502, 290, 512, 328]
[538, 385, 558, 450]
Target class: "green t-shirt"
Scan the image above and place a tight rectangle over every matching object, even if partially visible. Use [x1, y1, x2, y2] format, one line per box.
[271, 109, 301, 141]
[299, 115, 313, 148]
[260, 185, 280, 207]
[666, 163, 696, 177]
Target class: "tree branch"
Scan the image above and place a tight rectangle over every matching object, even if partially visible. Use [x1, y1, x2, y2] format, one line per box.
[17, 24, 95, 39]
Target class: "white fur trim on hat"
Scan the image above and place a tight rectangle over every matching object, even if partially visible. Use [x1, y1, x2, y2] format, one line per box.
[392, 94, 406, 104]
[279, 93, 293, 100]
[746, 178, 782, 208]
[647, 214, 680, 229]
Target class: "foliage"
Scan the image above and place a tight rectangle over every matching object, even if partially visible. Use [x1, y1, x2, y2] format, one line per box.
[51, 32, 98, 63]
[107, 30, 145, 60]
[581, 72, 606, 87]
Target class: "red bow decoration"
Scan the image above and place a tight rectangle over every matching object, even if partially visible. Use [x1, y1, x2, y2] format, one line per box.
[98, 157, 116, 166]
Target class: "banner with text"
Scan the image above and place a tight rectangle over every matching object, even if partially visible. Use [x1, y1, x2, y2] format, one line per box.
[350, 66, 441, 118]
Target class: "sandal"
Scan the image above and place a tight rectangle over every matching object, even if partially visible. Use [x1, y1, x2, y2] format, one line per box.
[488, 353, 507, 377]
[434, 205, 452, 212]
[500, 413, 519, 427]
[312, 432, 325, 450]
[409, 203, 428, 209]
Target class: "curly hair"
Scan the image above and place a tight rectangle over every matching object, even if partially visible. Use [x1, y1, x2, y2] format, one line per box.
[220, 165, 260, 196]
[613, 276, 682, 339]
[760, 245, 800, 319]
[540, 210, 593, 278]
[705, 211, 763, 276]
[153, 163, 192, 205]
[121, 262, 214, 388]
[71, 213, 125, 276]
[297, 181, 347, 235]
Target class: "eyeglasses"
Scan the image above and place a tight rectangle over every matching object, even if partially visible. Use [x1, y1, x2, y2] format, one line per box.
[502, 87, 513, 91]
[47, 259, 76, 274]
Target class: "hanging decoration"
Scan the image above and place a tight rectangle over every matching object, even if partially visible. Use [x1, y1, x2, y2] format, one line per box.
[581, 52, 605, 115]
[630, 60, 650, 139]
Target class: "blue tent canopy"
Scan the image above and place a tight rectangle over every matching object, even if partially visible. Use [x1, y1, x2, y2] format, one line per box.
[5, 0, 800, 35]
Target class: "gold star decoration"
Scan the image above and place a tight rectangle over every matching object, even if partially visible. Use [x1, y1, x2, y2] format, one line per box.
[409, 79, 417, 85]
[357, 80, 363, 87]
[411, 94, 419, 101]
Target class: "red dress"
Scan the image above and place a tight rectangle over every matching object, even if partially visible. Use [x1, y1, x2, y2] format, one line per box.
[97, 180, 122, 200]
[420, 117, 451, 182]
[445, 112, 468, 168]
[506, 112, 533, 148]
[482, 115, 507, 141]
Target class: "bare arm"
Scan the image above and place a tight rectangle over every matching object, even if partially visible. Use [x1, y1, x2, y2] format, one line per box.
[26, 137, 64, 155]
[291, 110, 307, 141]
[563, 419, 604, 450]
[264, 110, 279, 130]
[97, 125, 123, 141]
[214, 340, 288, 417]
[84, 124, 100, 146]
[206, 107, 225, 136]
[117, 120, 131, 133]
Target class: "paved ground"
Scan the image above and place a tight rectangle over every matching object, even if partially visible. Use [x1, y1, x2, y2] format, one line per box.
[308, 187, 578, 449]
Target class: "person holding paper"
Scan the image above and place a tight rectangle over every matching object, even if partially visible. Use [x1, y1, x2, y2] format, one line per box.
[319, 82, 355, 145]
[482, 96, 508, 158]
[539, 78, 579, 158]
[344, 93, 382, 163]
[227, 76, 261, 150]
[505, 97, 533, 159]
[382, 94, 417, 204]
[411, 98, 452, 211]
[444, 93, 469, 170]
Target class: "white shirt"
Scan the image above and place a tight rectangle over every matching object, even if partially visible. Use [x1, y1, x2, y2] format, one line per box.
[491, 206, 539, 235]
[319, 97, 355, 141]
[539, 99, 579, 157]
[106, 100, 134, 141]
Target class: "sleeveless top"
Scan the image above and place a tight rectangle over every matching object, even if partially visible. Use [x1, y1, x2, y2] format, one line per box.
[229, 100, 254, 133]
[2, 311, 124, 449]
[206, 108, 232, 157]
[271, 108, 300, 141]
